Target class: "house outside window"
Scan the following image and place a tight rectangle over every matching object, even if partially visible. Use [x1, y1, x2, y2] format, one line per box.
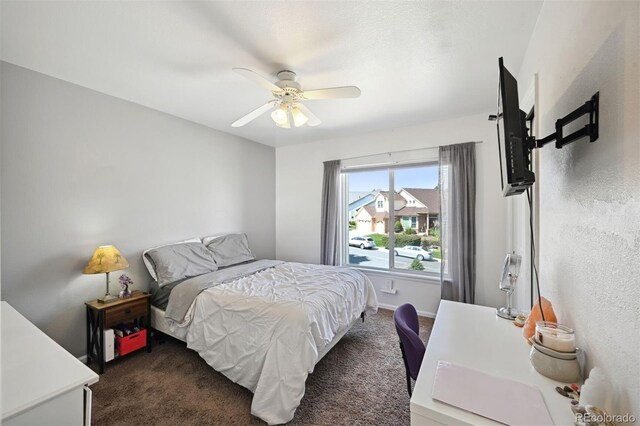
[345, 164, 441, 275]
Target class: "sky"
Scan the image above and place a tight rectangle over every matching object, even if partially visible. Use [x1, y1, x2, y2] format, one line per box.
[347, 165, 439, 192]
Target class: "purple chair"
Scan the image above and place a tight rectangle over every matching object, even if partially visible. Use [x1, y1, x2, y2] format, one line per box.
[393, 303, 426, 396]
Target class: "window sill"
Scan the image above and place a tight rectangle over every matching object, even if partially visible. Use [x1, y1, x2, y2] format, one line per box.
[348, 266, 442, 285]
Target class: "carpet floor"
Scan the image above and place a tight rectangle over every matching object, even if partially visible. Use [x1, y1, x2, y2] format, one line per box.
[90, 309, 434, 425]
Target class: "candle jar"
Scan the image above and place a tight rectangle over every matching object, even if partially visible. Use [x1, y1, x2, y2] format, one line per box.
[535, 321, 576, 353]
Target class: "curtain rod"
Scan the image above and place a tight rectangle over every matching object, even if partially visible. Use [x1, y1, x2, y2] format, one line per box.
[337, 141, 483, 163]
[341, 159, 437, 171]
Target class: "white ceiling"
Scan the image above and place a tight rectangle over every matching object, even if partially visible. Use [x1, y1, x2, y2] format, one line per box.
[1, 1, 542, 147]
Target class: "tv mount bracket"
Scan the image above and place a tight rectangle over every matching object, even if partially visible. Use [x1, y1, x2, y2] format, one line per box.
[532, 92, 599, 149]
[490, 91, 599, 150]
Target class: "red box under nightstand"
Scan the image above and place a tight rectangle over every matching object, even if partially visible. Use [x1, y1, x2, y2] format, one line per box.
[116, 329, 147, 356]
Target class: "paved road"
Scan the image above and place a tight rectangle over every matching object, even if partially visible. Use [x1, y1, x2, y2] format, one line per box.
[348, 246, 440, 273]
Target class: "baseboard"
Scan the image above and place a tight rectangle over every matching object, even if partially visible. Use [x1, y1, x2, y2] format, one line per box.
[377, 302, 437, 318]
[77, 354, 88, 364]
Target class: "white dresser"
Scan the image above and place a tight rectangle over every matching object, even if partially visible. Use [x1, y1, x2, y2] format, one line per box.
[1, 301, 99, 425]
[410, 300, 577, 425]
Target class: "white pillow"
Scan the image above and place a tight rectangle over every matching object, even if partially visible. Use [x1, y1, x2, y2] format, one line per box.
[142, 238, 200, 281]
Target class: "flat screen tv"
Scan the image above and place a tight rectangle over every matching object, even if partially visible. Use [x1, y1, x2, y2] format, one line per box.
[496, 57, 535, 197]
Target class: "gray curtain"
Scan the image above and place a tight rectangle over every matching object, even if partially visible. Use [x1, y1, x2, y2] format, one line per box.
[320, 160, 341, 265]
[439, 142, 476, 304]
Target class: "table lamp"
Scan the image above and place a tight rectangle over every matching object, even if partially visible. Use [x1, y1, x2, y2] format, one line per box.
[83, 245, 129, 303]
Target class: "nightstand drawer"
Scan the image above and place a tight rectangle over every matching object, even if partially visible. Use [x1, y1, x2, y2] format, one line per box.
[104, 300, 147, 327]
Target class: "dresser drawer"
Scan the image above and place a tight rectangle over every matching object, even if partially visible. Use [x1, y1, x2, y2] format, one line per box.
[104, 299, 147, 327]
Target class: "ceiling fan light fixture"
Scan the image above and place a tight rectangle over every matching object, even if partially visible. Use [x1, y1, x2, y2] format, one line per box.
[232, 67, 357, 128]
[291, 106, 308, 127]
[271, 105, 289, 125]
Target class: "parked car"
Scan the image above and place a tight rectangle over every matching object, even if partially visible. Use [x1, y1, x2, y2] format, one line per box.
[394, 245, 433, 261]
[349, 236, 376, 249]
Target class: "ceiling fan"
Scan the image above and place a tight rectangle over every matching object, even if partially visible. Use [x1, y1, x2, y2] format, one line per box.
[231, 68, 361, 129]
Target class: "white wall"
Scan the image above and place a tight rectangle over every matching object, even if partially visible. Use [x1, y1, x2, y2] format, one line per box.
[276, 113, 507, 315]
[517, 1, 639, 417]
[0, 62, 276, 356]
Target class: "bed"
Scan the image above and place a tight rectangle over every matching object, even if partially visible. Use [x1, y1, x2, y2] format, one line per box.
[144, 235, 378, 425]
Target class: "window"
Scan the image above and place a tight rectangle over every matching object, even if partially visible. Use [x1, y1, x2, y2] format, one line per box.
[344, 164, 440, 274]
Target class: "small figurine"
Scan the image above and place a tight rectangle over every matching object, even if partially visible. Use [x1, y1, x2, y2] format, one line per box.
[513, 313, 527, 327]
[118, 273, 133, 299]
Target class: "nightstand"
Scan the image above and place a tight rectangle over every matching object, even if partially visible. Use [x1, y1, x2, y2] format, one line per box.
[85, 290, 151, 374]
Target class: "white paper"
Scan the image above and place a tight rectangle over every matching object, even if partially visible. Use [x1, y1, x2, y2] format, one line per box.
[432, 361, 554, 425]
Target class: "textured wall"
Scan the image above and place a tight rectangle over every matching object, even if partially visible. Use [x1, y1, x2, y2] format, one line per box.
[1, 62, 276, 356]
[518, 1, 639, 417]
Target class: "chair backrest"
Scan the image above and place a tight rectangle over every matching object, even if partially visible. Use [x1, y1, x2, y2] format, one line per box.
[393, 304, 426, 380]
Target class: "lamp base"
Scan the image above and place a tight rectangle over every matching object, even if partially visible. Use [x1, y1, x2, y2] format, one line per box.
[98, 293, 119, 304]
[496, 306, 517, 320]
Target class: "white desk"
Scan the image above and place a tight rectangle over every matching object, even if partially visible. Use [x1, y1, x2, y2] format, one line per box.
[410, 300, 577, 425]
[1, 301, 99, 425]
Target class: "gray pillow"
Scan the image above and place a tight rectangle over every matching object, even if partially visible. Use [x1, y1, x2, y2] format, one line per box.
[205, 233, 255, 267]
[146, 242, 218, 286]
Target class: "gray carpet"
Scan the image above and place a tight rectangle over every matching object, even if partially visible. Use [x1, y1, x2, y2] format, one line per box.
[90, 309, 434, 425]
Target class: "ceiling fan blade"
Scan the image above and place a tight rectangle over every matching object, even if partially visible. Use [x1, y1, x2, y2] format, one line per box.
[233, 68, 282, 92]
[302, 86, 361, 100]
[231, 101, 276, 127]
[295, 103, 322, 127]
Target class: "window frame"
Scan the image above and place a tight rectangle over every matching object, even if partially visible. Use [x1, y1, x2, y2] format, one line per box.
[341, 161, 440, 278]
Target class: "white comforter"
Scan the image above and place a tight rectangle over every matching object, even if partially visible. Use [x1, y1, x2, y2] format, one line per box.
[169, 262, 378, 424]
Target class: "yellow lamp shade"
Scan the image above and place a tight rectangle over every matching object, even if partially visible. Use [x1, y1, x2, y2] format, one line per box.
[83, 245, 129, 274]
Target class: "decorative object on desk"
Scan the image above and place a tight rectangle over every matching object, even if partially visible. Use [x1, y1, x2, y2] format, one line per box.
[579, 367, 613, 415]
[535, 321, 576, 352]
[118, 273, 133, 299]
[555, 385, 579, 399]
[83, 245, 129, 303]
[555, 386, 574, 398]
[529, 336, 582, 382]
[523, 296, 557, 340]
[529, 337, 579, 360]
[513, 312, 527, 327]
[496, 253, 522, 319]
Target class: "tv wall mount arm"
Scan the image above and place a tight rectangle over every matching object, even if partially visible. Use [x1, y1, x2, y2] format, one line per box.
[490, 91, 599, 150]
